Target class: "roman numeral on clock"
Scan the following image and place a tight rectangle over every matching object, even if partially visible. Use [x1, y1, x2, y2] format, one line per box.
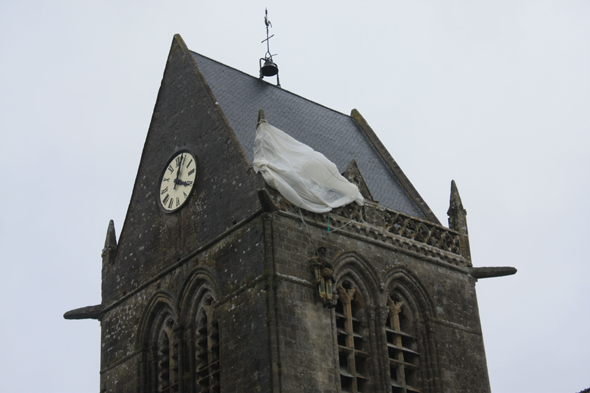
[188, 169, 195, 176]
[161, 187, 168, 195]
[163, 194, 170, 205]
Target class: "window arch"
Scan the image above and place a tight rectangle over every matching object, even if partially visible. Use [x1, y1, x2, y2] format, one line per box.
[335, 279, 371, 393]
[193, 291, 220, 393]
[177, 271, 221, 393]
[386, 291, 421, 393]
[382, 268, 440, 393]
[137, 295, 180, 393]
[156, 314, 179, 393]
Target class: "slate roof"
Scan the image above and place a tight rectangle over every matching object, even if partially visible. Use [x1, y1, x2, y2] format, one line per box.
[191, 51, 434, 221]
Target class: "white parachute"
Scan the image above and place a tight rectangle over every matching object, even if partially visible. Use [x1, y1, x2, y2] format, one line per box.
[253, 119, 364, 213]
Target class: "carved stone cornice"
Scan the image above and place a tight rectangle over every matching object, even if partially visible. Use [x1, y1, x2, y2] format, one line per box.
[267, 187, 469, 268]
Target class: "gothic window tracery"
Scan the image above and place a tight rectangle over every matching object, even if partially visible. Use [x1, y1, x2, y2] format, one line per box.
[386, 293, 421, 393]
[194, 293, 220, 393]
[155, 314, 179, 393]
[335, 280, 371, 393]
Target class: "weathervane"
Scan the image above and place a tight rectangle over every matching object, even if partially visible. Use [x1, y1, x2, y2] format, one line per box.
[259, 8, 280, 87]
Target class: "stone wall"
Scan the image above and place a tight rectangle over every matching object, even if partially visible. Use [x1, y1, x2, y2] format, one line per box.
[101, 35, 262, 305]
[264, 208, 490, 393]
[100, 217, 275, 392]
[96, 33, 492, 393]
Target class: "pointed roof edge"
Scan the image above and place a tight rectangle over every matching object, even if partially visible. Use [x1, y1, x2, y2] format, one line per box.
[190, 50, 360, 122]
[102, 219, 117, 265]
[104, 219, 117, 248]
[173, 34, 252, 171]
[343, 159, 376, 202]
[447, 179, 470, 262]
[448, 179, 465, 212]
[113, 35, 256, 264]
[187, 40, 436, 220]
[257, 108, 267, 124]
[350, 109, 441, 225]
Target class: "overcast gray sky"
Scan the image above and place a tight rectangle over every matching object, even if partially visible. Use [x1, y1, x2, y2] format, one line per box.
[1, 1, 589, 392]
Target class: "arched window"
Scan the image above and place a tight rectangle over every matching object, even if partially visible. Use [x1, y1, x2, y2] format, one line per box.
[335, 280, 371, 393]
[194, 292, 220, 393]
[386, 292, 421, 393]
[156, 315, 179, 393]
[137, 294, 182, 393]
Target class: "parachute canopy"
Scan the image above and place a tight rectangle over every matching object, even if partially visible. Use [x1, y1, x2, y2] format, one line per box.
[253, 120, 364, 213]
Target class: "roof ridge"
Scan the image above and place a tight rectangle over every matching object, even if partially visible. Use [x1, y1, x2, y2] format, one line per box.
[188, 46, 432, 221]
[189, 50, 352, 121]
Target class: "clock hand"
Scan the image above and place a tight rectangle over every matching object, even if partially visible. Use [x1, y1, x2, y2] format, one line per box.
[174, 154, 185, 190]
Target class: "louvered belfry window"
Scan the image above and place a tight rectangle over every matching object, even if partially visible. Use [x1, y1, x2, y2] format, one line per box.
[195, 295, 220, 393]
[386, 295, 421, 393]
[336, 281, 371, 393]
[157, 316, 179, 393]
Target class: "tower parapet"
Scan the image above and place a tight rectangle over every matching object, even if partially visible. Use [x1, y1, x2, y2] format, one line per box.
[264, 184, 469, 268]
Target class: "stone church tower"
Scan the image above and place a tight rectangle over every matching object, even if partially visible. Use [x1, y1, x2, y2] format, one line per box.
[65, 34, 514, 393]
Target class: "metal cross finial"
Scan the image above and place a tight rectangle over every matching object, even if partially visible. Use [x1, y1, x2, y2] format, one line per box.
[261, 8, 276, 60]
[259, 8, 280, 86]
[265, 8, 272, 28]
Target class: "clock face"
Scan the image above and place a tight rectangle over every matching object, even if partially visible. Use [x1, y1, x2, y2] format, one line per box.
[159, 151, 197, 212]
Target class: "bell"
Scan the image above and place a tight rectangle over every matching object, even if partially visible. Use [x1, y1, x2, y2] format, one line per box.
[260, 58, 279, 77]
